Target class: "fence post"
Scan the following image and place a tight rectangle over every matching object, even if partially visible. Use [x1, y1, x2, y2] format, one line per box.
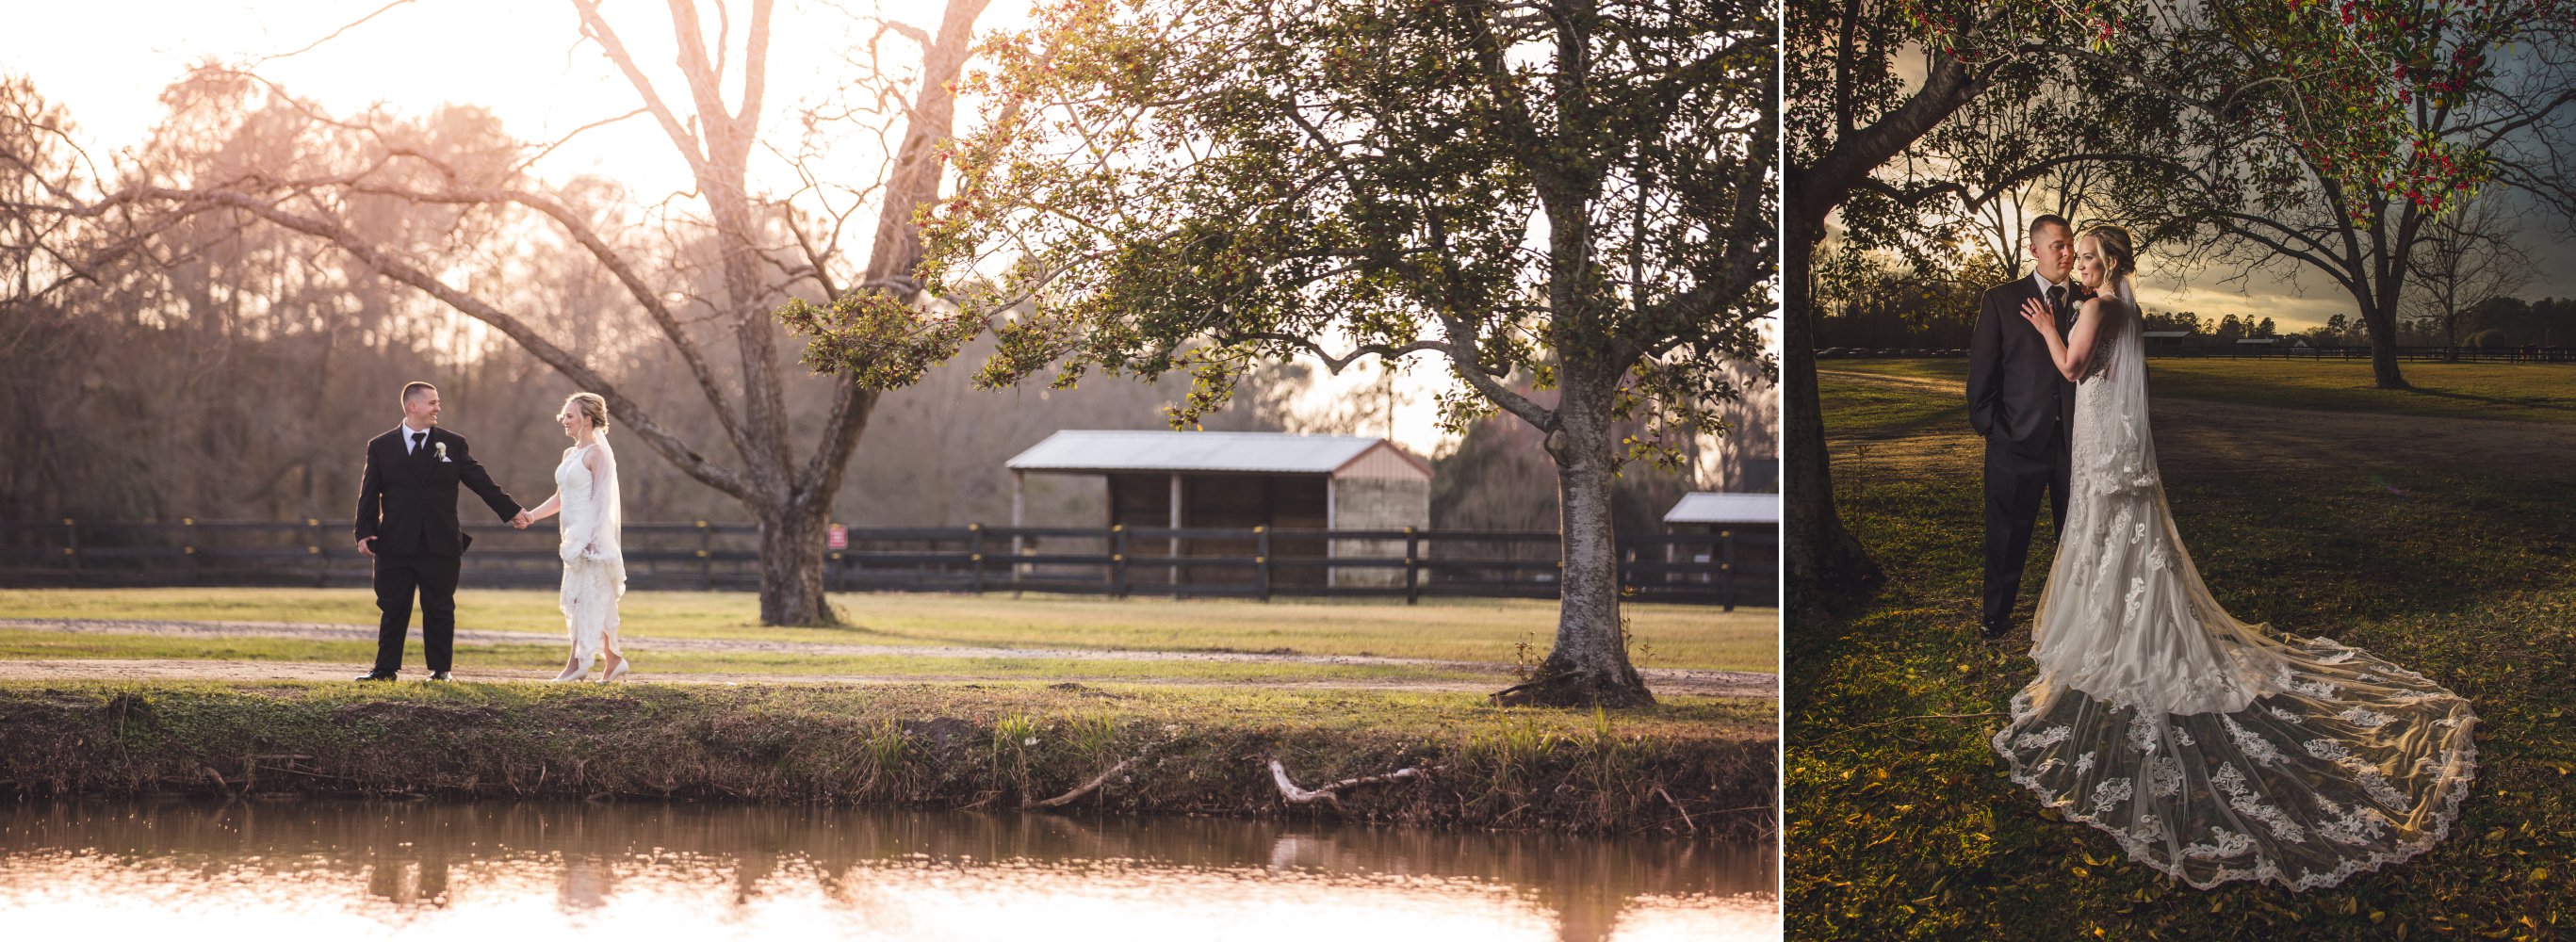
[1110, 524, 1129, 598]
[62, 518, 77, 587]
[1255, 526, 1271, 602]
[1403, 527, 1419, 606]
[308, 518, 325, 587]
[697, 520, 712, 591]
[969, 523, 986, 594]
[185, 517, 200, 585]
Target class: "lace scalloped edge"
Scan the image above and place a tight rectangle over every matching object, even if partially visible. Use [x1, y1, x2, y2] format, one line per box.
[1988, 690, 2480, 893]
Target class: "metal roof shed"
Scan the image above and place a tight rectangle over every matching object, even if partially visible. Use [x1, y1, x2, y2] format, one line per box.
[1657, 492, 1779, 608]
[1004, 430, 1432, 588]
[1664, 492, 1780, 527]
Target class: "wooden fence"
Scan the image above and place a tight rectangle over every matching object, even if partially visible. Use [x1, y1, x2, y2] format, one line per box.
[1818, 346, 2576, 363]
[0, 519, 1777, 610]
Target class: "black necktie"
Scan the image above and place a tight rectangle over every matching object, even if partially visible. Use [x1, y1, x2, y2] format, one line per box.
[412, 431, 426, 455]
[2047, 285, 2070, 337]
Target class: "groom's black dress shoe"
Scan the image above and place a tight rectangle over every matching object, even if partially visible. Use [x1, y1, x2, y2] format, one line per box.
[355, 671, 399, 681]
[1979, 619, 2012, 642]
[428, 671, 454, 682]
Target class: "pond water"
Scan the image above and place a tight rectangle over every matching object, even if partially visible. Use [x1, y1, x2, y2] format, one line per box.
[0, 799, 1774, 940]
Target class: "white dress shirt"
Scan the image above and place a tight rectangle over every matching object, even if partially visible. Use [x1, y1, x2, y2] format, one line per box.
[2030, 270, 2071, 303]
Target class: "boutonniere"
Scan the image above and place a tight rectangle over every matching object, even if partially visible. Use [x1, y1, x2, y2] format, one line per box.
[434, 441, 451, 463]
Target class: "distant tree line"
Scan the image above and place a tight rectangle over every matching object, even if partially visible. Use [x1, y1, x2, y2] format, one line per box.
[1813, 250, 2576, 351]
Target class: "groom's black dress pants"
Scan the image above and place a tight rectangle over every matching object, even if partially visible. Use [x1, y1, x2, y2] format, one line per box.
[372, 551, 464, 674]
[1981, 426, 2072, 629]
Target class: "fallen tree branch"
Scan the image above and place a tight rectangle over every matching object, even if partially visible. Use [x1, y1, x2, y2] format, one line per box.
[1653, 784, 1697, 834]
[1027, 741, 1160, 809]
[1268, 758, 1446, 806]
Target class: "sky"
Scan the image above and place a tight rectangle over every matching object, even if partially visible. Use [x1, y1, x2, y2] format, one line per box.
[2113, 190, 2576, 333]
[1865, 47, 2576, 333]
[1, 0, 990, 203]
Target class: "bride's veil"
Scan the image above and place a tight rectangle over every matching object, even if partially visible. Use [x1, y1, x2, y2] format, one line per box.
[2042, 272, 2285, 708]
[594, 438, 626, 581]
[2096, 277, 2155, 495]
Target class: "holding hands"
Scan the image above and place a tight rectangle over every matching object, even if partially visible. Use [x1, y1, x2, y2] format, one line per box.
[511, 510, 533, 529]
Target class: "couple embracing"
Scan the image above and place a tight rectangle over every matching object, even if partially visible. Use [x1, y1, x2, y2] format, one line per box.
[352, 381, 632, 684]
[1969, 216, 2478, 890]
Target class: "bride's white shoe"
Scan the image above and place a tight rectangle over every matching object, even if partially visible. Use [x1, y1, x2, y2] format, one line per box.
[548, 655, 596, 682]
[598, 655, 631, 684]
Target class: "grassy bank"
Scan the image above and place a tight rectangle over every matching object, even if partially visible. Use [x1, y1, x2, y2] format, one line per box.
[1788, 366, 2576, 938]
[0, 680, 1773, 841]
[0, 589, 1772, 674]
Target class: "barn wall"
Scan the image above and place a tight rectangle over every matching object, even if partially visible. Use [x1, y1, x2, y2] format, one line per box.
[1106, 473, 1171, 529]
[1179, 475, 1269, 586]
[1331, 477, 1430, 587]
[1337, 442, 1431, 480]
[1263, 476, 1331, 587]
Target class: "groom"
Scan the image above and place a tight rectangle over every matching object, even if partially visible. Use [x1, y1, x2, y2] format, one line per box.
[1968, 214, 2080, 642]
[351, 382, 530, 681]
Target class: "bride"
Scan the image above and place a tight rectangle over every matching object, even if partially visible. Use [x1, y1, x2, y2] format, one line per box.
[522, 392, 630, 683]
[1992, 225, 2475, 890]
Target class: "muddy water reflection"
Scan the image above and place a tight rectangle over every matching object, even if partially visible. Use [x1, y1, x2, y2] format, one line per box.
[0, 800, 1773, 939]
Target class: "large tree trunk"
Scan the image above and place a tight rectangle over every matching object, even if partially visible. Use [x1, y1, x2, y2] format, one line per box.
[1770, 50, 1990, 612]
[2357, 290, 2408, 390]
[755, 501, 833, 625]
[1782, 207, 1879, 608]
[1508, 363, 1654, 708]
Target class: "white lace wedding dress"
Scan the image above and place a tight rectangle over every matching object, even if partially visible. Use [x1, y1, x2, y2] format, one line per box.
[1990, 284, 2477, 890]
[554, 440, 626, 663]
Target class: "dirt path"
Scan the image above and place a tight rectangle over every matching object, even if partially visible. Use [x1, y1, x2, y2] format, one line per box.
[0, 618, 1774, 699]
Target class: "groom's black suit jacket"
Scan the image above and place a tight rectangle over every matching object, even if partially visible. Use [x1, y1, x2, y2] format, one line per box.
[1968, 276, 2079, 448]
[353, 426, 521, 558]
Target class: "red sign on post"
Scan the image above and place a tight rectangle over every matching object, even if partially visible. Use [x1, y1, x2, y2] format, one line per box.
[827, 524, 848, 550]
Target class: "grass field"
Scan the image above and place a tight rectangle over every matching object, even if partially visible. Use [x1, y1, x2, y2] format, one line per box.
[1824, 357, 2576, 425]
[1788, 364, 2576, 938]
[0, 590, 1771, 686]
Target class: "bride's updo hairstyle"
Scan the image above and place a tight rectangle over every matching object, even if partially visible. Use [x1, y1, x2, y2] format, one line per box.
[566, 392, 611, 432]
[2082, 224, 2138, 285]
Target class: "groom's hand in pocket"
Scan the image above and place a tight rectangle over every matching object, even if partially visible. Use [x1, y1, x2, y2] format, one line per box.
[355, 536, 376, 557]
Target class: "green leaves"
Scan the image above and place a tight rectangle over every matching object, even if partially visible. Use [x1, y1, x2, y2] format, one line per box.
[889, 0, 1772, 451]
[774, 293, 982, 391]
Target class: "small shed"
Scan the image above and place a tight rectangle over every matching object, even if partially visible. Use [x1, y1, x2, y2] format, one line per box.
[2144, 330, 2193, 349]
[1004, 430, 1432, 587]
[1662, 491, 1778, 604]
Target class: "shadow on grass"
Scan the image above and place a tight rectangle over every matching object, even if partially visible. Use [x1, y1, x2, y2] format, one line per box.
[2402, 384, 2576, 413]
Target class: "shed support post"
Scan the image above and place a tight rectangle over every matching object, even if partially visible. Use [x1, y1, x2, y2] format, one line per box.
[1324, 477, 1337, 590]
[1011, 469, 1026, 591]
[1168, 472, 1182, 592]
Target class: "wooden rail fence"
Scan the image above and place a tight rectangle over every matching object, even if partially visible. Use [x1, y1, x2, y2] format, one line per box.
[1818, 345, 2576, 363]
[0, 519, 1777, 610]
